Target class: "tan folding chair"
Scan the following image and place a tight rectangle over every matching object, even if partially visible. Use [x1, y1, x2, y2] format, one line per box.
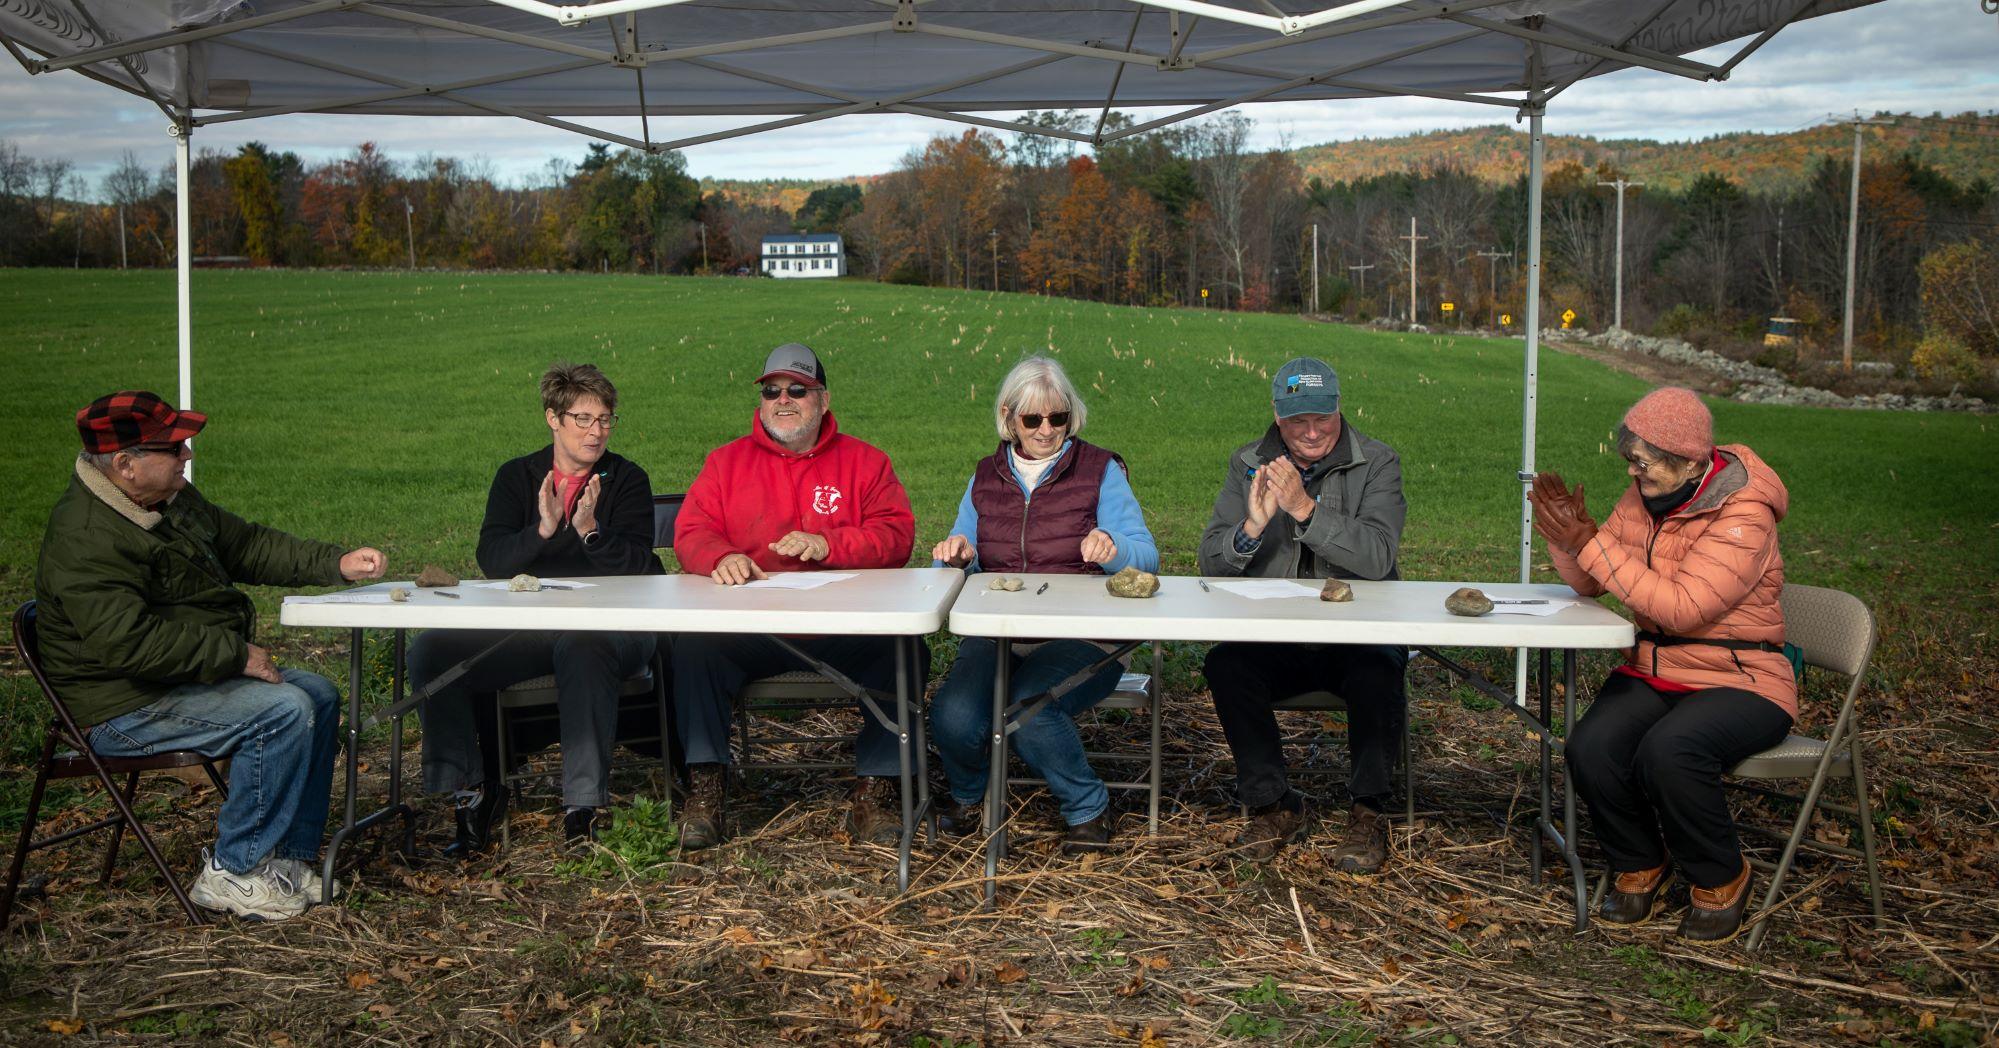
[1730, 583, 1884, 950]
[1271, 691, 1415, 823]
[3, 601, 229, 928]
[1004, 641, 1164, 834]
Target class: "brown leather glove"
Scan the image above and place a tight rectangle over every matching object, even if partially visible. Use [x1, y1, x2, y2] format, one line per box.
[1529, 472, 1598, 554]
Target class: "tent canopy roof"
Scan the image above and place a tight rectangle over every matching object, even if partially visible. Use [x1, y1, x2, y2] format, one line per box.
[3, 0, 1872, 152]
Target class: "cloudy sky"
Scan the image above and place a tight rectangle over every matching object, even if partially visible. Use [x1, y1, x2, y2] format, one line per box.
[2, 0, 1993, 194]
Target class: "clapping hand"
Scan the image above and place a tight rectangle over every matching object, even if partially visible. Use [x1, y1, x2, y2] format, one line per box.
[572, 475, 602, 537]
[1261, 457, 1316, 523]
[1529, 472, 1598, 554]
[536, 471, 564, 539]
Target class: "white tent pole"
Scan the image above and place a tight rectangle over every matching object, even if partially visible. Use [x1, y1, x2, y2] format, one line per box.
[1520, 105, 1544, 586]
[173, 118, 193, 480]
[1513, 103, 1544, 710]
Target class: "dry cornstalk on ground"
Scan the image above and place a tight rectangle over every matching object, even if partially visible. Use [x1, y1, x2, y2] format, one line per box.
[2, 652, 1996, 1047]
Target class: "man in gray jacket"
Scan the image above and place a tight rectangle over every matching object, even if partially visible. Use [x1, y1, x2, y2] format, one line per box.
[1197, 358, 1407, 871]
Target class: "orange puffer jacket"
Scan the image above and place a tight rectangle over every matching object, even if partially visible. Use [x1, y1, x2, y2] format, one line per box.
[1550, 444, 1795, 719]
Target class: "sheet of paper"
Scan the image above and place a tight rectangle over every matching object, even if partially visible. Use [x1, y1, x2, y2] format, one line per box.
[740, 572, 857, 591]
[464, 579, 599, 591]
[1208, 579, 1323, 600]
[1487, 601, 1582, 617]
[284, 592, 398, 605]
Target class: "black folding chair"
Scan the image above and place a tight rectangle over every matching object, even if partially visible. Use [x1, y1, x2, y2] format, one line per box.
[3, 601, 228, 928]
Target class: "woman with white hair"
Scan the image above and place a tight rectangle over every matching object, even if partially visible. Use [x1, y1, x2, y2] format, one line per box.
[928, 355, 1158, 854]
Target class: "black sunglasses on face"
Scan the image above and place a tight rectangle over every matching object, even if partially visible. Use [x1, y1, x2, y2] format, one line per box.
[1017, 411, 1071, 431]
[131, 440, 188, 457]
[761, 383, 821, 400]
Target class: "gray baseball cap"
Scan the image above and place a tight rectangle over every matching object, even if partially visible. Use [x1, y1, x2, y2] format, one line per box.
[757, 342, 827, 387]
[1271, 357, 1340, 417]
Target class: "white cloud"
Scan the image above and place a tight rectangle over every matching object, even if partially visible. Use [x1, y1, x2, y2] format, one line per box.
[2, 0, 1991, 192]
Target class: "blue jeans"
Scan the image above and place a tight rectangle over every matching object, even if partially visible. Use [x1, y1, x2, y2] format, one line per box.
[90, 669, 340, 875]
[929, 638, 1120, 826]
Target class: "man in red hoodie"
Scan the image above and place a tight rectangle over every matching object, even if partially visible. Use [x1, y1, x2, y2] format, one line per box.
[672, 343, 916, 851]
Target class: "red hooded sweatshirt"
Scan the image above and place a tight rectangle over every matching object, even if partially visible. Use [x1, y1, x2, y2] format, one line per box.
[674, 410, 915, 576]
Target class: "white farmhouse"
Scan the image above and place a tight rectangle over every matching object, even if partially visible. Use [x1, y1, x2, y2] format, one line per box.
[760, 233, 846, 279]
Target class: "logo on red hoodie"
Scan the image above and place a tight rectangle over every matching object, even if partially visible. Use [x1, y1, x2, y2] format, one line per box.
[812, 485, 844, 515]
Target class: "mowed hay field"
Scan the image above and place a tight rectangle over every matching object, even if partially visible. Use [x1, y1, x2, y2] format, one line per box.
[0, 269, 1996, 1045]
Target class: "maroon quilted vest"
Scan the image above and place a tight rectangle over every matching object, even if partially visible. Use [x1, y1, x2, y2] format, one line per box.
[971, 439, 1124, 575]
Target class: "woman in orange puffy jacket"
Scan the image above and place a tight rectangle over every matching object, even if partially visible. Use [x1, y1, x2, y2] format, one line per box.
[1530, 387, 1792, 945]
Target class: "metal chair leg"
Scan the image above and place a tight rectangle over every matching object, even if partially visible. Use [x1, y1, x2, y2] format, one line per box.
[99, 770, 140, 886]
[1402, 700, 1415, 824]
[85, 750, 204, 926]
[1146, 642, 1162, 835]
[1849, 730, 1884, 929]
[494, 695, 513, 851]
[0, 733, 57, 929]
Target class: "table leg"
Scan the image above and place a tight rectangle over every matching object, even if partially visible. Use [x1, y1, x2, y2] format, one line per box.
[1534, 648, 1550, 887]
[390, 629, 415, 856]
[1561, 649, 1588, 931]
[324, 629, 365, 904]
[983, 643, 1009, 909]
[895, 636, 914, 892]
[911, 640, 934, 846]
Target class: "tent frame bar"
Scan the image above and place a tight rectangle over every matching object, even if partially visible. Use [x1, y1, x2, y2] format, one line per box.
[36, 0, 362, 74]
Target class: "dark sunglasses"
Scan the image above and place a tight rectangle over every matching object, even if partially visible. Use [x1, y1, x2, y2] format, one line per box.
[131, 440, 188, 456]
[760, 383, 821, 401]
[1016, 411, 1071, 431]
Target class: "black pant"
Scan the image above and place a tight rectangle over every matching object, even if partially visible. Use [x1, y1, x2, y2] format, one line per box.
[1206, 642, 1408, 810]
[1567, 672, 1792, 889]
[672, 633, 905, 776]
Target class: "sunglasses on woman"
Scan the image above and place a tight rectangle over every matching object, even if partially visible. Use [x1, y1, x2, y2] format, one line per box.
[761, 383, 822, 400]
[1016, 411, 1071, 431]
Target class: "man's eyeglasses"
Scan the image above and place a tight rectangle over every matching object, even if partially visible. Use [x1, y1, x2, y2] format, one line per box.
[1017, 411, 1071, 431]
[560, 411, 619, 430]
[130, 440, 188, 457]
[761, 383, 822, 401]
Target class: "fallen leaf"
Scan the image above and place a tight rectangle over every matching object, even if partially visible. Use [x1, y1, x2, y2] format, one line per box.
[268, 1034, 294, 1048]
[722, 926, 757, 945]
[993, 962, 1028, 984]
[45, 1018, 84, 1036]
[346, 970, 377, 991]
[366, 1003, 396, 1020]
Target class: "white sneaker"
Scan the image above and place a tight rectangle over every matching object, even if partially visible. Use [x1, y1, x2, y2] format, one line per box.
[268, 857, 339, 902]
[186, 849, 311, 921]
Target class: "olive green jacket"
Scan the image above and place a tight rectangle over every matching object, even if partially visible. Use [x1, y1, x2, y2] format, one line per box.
[32, 456, 347, 726]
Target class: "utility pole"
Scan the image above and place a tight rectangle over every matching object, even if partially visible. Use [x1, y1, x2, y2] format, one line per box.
[117, 203, 127, 269]
[1840, 111, 1892, 369]
[989, 228, 999, 291]
[402, 197, 416, 269]
[1596, 177, 1643, 331]
[1476, 249, 1513, 325]
[698, 222, 708, 270]
[1309, 224, 1320, 314]
[1347, 262, 1373, 299]
[1400, 217, 1427, 324]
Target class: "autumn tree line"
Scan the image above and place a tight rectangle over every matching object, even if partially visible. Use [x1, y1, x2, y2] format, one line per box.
[3, 111, 1994, 374]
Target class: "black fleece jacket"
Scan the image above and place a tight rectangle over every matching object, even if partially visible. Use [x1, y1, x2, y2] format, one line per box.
[475, 446, 664, 580]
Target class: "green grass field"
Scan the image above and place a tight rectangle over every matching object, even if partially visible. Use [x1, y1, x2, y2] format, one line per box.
[2, 269, 1996, 1045]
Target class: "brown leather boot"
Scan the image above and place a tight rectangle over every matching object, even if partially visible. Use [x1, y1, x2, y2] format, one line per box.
[1236, 793, 1312, 862]
[1329, 803, 1389, 874]
[1598, 863, 1673, 925]
[1059, 813, 1115, 857]
[845, 776, 903, 846]
[1678, 859, 1753, 944]
[680, 763, 727, 851]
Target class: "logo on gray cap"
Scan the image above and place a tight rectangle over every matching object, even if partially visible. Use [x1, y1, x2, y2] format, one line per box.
[1272, 357, 1340, 417]
[758, 342, 826, 386]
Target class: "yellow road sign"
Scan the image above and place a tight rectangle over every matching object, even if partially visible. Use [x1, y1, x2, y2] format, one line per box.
[1441, 302, 1455, 312]
[1561, 308, 1576, 323]
[1500, 313, 1512, 325]
[1200, 288, 1209, 299]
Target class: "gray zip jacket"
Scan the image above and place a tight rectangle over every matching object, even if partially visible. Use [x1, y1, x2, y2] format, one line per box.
[1196, 420, 1405, 582]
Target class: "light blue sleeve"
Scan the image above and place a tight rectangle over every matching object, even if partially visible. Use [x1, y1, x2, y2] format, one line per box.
[1094, 463, 1158, 573]
[931, 474, 982, 573]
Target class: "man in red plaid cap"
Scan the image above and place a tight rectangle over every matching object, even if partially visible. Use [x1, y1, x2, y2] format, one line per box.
[33, 391, 388, 921]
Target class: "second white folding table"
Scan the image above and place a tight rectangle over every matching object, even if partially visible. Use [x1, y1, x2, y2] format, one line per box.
[947, 574, 1635, 924]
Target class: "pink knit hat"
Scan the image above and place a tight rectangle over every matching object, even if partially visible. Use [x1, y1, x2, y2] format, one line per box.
[1622, 387, 1713, 461]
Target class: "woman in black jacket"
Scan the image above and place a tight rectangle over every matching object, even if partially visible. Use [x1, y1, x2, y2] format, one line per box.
[410, 362, 663, 854]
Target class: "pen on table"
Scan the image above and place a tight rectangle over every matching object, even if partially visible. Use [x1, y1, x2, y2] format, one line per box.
[1488, 598, 1547, 604]
[1198, 579, 1211, 592]
[1035, 582, 1049, 595]
[434, 590, 461, 598]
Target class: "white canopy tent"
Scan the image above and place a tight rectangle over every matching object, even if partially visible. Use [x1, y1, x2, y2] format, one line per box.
[1, 0, 1878, 603]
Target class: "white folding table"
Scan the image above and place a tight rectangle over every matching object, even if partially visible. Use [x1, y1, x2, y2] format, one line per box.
[947, 574, 1634, 924]
[281, 567, 966, 897]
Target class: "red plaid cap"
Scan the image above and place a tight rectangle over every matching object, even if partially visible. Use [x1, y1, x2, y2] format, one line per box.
[75, 391, 207, 454]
